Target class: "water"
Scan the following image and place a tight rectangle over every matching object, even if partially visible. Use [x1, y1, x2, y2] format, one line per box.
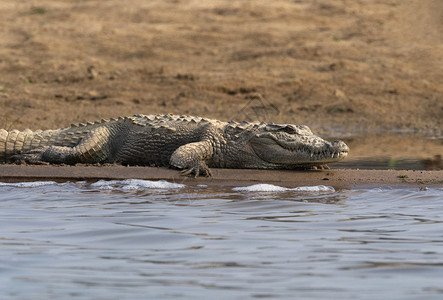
[332, 132, 443, 170]
[1, 180, 443, 299]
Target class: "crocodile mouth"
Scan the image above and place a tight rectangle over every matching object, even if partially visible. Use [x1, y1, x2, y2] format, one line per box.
[276, 140, 349, 161]
[251, 133, 349, 164]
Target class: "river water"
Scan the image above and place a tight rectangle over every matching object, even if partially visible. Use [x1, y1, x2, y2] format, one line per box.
[1, 179, 443, 299]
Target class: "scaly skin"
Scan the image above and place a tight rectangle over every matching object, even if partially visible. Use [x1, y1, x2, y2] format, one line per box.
[0, 114, 349, 176]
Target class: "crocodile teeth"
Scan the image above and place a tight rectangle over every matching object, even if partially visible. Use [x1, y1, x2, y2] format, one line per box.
[310, 152, 314, 158]
[332, 153, 335, 158]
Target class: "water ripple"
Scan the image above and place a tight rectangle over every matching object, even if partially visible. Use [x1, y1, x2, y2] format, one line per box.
[0, 181, 442, 299]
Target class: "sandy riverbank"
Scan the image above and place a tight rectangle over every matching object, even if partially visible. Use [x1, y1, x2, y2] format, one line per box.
[1, 165, 442, 189]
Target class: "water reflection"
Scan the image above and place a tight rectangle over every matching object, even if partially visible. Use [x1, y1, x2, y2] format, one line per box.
[330, 132, 443, 170]
[424, 155, 443, 170]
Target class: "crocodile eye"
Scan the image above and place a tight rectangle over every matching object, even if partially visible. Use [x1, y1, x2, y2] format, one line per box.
[281, 125, 298, 134]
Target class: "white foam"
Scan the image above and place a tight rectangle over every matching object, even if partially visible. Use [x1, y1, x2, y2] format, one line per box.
[0, 181, 58, 188]
[90, 179, 185, 190]
[233, 184, 334, 193]
[233, 184, 288, 192]
[293, 185, 335, 192]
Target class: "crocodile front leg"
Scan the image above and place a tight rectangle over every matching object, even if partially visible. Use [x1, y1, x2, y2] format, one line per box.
[169, 140, 214, 177]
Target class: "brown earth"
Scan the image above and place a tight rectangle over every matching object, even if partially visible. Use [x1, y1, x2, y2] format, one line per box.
[0, 0, 442, 164]
[1, 0, 442, 131]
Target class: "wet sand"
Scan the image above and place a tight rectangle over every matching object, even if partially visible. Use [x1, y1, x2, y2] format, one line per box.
[1, 165, 442, 189]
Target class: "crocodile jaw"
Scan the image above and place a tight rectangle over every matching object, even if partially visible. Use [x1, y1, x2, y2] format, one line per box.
[249, 132, 349, 166]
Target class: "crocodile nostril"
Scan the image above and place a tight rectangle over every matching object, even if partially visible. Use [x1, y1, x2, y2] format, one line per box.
[332, 140, 349, 152]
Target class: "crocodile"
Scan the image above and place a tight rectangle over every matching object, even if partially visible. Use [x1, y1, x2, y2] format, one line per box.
[0, 114, 349, 176]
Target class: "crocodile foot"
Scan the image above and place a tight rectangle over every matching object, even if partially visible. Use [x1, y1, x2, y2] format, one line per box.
[311, 164, 330, 170]
[180, 161, 212, 178]
[10, 148, 47, 164]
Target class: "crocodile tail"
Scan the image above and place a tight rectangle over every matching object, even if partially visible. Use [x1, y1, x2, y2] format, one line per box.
[0, 129, 7, 162]
[0, 129, 41, 163]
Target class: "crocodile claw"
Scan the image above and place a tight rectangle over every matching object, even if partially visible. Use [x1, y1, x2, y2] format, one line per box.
[311, 164, 330, 170]
[180, 161, 212, 177]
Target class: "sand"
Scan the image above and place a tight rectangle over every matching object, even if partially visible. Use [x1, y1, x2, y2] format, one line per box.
[0, 0, 442, 134]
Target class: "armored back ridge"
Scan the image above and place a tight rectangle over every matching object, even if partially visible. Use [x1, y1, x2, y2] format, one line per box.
[0, 114, 349, 176]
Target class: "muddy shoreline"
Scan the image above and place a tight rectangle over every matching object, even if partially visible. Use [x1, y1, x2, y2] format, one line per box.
[1, 165, 442, 189]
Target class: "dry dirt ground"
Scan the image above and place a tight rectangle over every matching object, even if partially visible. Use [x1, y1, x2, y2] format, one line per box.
[0, 0, 442, 163]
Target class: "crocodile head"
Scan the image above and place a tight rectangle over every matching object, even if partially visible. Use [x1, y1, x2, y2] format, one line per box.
[245, 123, 349, 168]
